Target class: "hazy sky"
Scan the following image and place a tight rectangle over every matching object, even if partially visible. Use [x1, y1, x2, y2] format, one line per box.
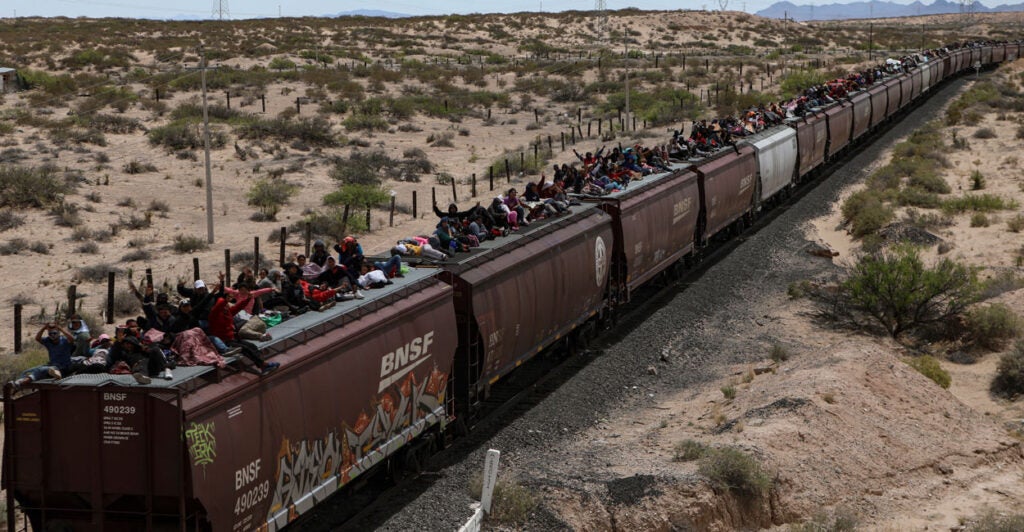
[7, 0, 882, 20]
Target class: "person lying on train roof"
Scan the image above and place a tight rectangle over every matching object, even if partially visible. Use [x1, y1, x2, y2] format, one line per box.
[393, 238, 451, 261]
[356, 262, 393, 290]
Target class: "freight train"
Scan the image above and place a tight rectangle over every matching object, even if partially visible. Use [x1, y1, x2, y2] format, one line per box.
[4, 42, 1017, 532]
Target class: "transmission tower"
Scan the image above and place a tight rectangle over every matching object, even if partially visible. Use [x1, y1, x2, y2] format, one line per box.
[212, 0, 229, 20]
[596, 0, 608, 44]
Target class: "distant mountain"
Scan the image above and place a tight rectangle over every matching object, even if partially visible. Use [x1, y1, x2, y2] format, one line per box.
[331, 9, 411, 18]
[756, 0, 1024, 21]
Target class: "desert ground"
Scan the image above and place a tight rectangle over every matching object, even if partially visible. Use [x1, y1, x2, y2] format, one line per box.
[1, 8, 1023, 530]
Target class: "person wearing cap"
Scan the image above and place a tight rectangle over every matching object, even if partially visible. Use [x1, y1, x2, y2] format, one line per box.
[10, 323, 74, 389]
[67, 314, 92, 360]
[176, 276, 222, 327]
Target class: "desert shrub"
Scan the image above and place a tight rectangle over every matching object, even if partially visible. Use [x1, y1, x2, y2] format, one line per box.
[0, 209, 24, 232]
[148, 121, 227, 151]
[841, 190, 893, 238]
[295, 207, 369, 240]
[123, 160, 157, 174]
[897, 187, 941, 208]
[172, 235, 208, 254]
[122, 212, 152, 230]
[902, 209, 953, 230]
[672, 439, 708, 462]
[466, 477, 536, 526]
[121, 249, 152, 262]
[29, 242, 48, 254]
[992, 341, 1024, 398]
[0, 238, 28, 255]
[76, 242, 99, 254]
[978, 271, 1024, 300]
[70, 227, 92, 242]
[904, 355, 951, 388]
[908, 172, 951, 194]
[50, 203, 82, 227]
[427, 131, 455, 147]
[721, 384, 737, 400]
[972, 127, 997, 139]
[169, 103, 239, 122]
[0, 348, 50, 385]
[697, 447, 772, 497]
[75, 263, 123, 283]
[0, 164, 74, 208]
[970, 169, 986, 190]
[969, 510, 1024, 532]
[343, 113, 389, 132]
[942, 194, 1017, 214]
[1007, 215, 1024, 233]
[965, 303, 1023, 351]
[116, 197, 136, 208]
[148, 199, 170, 213]
[770, 343, 791, 362]
[111, 289, 140, 315]
[840, 245, 977, 338]
[247, 177, 298, 221]
[230, 251, 272, 269]
[970, 213, 990, 227]
[235, 116, 337, 146]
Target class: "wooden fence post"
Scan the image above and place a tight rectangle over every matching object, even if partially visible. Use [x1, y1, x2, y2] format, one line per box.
[224, 249, 231, 282]
[304, 222, 311, 256]
[412, 190, 418, 219]
[389, 195, 396, 227]
[14, 304, 22, 354]
[193, 258, 200, 281]
[471, 174, 477, 198]
[279, 227, 287, 266]
[451, 177, 458, 203]
[106, 272, 115, 324]
[67, 285, 77, 319]
[253, 237, 260, 274]
[489, 167, 494, 191]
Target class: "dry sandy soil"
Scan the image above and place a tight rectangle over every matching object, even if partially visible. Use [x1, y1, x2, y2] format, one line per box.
[1, 8, 1023, 531]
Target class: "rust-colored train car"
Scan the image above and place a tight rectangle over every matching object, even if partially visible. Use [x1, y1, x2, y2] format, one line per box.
[910, 68, 923, 101]
[5, 276, 459, 532]
[824, 101, 853, 158]
[849, 90, 873, 141]
[982, 46, 993, 66]
[992, 45, 1006, 64]
[693, 146, 757, 239]
[884, 77, 902, 117]
[793, 114, 827, 178]
[591, 167, 701, 298]
[444, 208, 612, 405]
[868, 83, 888, 129]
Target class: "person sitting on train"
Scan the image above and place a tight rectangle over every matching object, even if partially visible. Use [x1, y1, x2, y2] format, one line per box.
[109, 334, 171, 384]
[373, 253, 405, 278]
[434, 217, 472, 254]
[309, 240, 331, 267]
[334, 236, 364, 277]
[235, 266, 256, 288]
[466, 213, 491, 242]
[168, 298, 203, 333]
[10, 323, 75, 388]
[503, 188, 530, 226]
[176, 278, 218, 327]
[206, 290, 281, 376]
[489, 197, 518, 231]
[69, 334, 113, 375]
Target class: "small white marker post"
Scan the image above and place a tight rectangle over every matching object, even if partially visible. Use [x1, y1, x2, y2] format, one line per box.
[458, 449, 501, 532]
[480, 449, 501, 514]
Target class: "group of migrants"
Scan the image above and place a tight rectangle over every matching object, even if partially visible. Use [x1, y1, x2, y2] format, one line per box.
[11, 235, 408, 389]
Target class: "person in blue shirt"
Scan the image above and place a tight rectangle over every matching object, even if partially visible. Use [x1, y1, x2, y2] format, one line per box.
[10, 323, 75, 389]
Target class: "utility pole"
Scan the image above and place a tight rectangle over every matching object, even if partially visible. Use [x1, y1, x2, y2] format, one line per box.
[868, 23, 874, 62]
[199, 46, 215, 244]
[624, 27, 631, 133]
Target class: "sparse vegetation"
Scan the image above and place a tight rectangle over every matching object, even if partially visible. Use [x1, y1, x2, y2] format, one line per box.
[770, 344, 791, 362]
[903, 355, 951, 389]
[75, 263, 123, 283]
[467, 476, 536, 526]
[993, 341, 1024, 398]
[172, 234, 209, 254]
[964, 303, 1023, 351]
[672, 439, 709, 462]
[721, 384, 737, 400]
[697, 447, 773, 497]
[247, 177, 298, 221]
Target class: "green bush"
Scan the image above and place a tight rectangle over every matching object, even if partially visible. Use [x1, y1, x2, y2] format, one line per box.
[770, 343, 791, 362]
[904, 355, 951, 388]
[697, 447, 772, 497]
[841, 245, 977, 338]
[1007, 215, 1024, 233]
[0, 164, 74, 208]
[466, 477, 536, 526]
[992, 341, 1024, 398]
[908, 172, 951, 194]
[172, 234, 209, 254]
[897, 187, 941, 208]
[247, 177, 298, 221]
[721, 384, 737, 400]
[841, 190, 893, 238]
[970, 169, 986, 190]
[973, 127, 997, 139]
[970, 212, 990, 227]
[0, 348, 50, 385]
[964, 303, 1023, 351]
[148, 121, 227, 151]
[672, 439, 708, 462]
[343, 113, 389, 132]
[942, 194, 1018, 214]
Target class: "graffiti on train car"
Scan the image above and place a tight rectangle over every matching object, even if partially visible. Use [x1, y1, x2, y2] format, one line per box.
[186, 421, 217, 469]
[268, 367, 447, 516]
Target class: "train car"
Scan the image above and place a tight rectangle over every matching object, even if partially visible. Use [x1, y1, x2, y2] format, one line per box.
[982, 45, 993, 66]
[741, 126, 798, 207]
[849, 89, 873, 141]
[587, 165, 701, 301]
[823, 100, 853, 159]
[902, 71, 916, 107]
[1007, 43, 1019, 61]
[442, 208, 612, 415]
[992, 44, 1006, 64]
[792, 113, 827, 178]
[971, 47, 982, 70]
[931, 59, 944, 87]
[915, 64, 927, 97]
[691, 146, 757, 241]
[868, 83, 888, 129]
[884, 76, 903, 117]
[942, 53, 954, 80]
[4, 273, 459, 531]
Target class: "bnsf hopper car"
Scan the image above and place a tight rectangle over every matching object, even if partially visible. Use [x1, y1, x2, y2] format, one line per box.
[4, 44, 1011, 531]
